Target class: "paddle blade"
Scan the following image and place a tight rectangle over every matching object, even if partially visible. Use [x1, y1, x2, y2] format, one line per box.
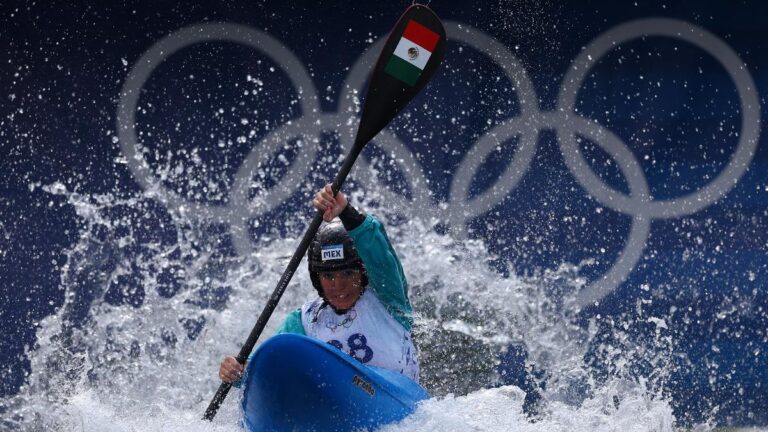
[355, 5, 446, 146]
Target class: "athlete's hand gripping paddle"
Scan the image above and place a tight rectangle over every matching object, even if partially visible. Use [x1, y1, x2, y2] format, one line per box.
[203, 5, 446, 421]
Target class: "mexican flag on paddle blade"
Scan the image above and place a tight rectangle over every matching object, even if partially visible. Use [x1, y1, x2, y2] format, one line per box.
[384, 19, 440, 86]
[353, 4, 444, 146]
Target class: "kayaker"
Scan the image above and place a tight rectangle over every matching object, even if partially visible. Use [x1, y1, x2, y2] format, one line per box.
[219, 184, 420, 384]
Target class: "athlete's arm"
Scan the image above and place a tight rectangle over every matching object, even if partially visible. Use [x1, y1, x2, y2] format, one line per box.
[345, 212, 413, 331]
[275, 308, 305, 335]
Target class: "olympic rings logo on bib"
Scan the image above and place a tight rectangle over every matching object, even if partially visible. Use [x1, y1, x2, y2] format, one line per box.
[117, 20, 760, 310]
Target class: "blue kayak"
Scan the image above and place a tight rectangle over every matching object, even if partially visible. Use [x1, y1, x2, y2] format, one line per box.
[241, 333, 429, 432]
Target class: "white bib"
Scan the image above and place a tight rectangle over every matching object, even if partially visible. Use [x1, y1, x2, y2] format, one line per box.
[300, 290, 420, 382]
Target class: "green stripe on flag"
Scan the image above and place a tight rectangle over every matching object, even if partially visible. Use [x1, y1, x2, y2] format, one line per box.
[384, 55, 421, 86]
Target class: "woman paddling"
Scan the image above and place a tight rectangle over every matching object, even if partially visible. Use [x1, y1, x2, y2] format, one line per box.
[219, 184, 419, 384]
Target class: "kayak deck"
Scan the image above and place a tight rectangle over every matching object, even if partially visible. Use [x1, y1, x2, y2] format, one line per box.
[241, 333, 429, 431]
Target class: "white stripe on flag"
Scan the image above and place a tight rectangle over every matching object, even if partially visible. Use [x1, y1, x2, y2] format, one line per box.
[393, 37, 432, 70]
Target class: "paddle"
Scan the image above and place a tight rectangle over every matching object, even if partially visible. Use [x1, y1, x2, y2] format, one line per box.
[202, 5, 446, 421]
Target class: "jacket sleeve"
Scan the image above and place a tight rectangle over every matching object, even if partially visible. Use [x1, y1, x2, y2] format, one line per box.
[348, 214, 413, 331]
[275, 308, 305, 335]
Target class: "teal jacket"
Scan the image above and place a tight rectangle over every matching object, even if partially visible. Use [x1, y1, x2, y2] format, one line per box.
[276, 214, 413, 334]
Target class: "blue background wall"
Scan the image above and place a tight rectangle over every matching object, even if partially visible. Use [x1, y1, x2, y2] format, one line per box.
[1, 0, 766, 426]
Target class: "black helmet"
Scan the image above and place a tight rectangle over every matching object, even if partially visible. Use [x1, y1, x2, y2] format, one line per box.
[308, 220, 368, 295]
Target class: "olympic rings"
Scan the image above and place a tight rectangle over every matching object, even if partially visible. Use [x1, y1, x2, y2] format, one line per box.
[116, 18, 760, 309]
[116, 23, 320, 224]
[557, 18, 761, 220]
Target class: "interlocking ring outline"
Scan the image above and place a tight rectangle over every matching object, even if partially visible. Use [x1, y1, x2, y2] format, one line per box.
[116, 26, 320, 211]
[557, 18, 761, 220]
[116, 19, 760, 310]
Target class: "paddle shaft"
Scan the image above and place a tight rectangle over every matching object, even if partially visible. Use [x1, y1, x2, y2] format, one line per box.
[202, 141, 365, 421]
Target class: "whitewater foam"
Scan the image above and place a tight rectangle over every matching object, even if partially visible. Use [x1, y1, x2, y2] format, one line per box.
[1, 184, 678, 431]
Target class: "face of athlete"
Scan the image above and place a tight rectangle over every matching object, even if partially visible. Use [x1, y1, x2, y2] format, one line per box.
[318, 268, 363, 311]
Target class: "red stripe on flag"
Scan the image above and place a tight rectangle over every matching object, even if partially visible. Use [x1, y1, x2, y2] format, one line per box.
[402, 20, 439, 52]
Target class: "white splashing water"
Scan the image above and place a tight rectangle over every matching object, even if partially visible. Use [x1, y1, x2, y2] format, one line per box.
[1, 183, 677, 431]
